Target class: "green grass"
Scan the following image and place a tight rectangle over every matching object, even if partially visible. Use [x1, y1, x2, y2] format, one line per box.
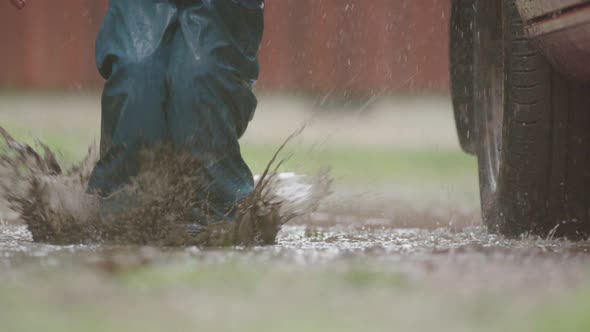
[0, 126, 95, 166]
[1, 261, 589, 332]
[1, 124, 477, 186]
[242, 144, 477, 185]
[532, 287, 590, 332]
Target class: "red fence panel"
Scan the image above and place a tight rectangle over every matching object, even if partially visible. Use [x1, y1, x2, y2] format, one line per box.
[0, 0, 450, 94]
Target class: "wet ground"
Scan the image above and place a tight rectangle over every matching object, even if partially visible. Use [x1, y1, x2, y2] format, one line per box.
[2, 214, 590, 332]
[4, 206, 590, 332]
[3, 212, 590, 274]
[1, 94, 590, 331]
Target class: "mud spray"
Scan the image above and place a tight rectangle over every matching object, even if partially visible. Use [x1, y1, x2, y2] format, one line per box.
[0, 127, 330, 247]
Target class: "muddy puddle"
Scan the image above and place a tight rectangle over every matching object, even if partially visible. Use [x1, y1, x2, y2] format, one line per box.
[3, 216, 590, 271]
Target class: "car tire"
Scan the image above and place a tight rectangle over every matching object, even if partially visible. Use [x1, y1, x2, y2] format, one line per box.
[452, 0, 590, 237]
[450, 0, 477, 155]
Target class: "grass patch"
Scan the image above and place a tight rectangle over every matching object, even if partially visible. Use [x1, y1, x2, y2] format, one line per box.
[530, 287, 590, 332]
[343, 267, 407, 288]
[242, 144, 477, 185]
[2, 262, 589, 332]
[0, 126, 94, 168]
[119, 260, 266, 292]
[1, 125, 477, 185]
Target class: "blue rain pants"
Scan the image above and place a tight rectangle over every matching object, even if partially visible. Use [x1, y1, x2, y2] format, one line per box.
[87, 0, 264, 223]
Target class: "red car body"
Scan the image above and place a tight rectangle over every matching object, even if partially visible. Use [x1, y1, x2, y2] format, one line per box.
[516, 0, 590, 80]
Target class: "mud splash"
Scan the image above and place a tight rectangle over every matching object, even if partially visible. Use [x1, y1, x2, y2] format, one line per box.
[0, 127, 330, 247]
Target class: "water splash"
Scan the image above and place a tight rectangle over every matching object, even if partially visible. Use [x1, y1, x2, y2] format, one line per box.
[0, 126, 330, 247]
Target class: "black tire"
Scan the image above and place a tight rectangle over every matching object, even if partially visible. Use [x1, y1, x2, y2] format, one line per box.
[450, 0, 477, 155]
[455, 0, 590, 237]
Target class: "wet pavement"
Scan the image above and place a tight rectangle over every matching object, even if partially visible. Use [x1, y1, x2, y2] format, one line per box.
[3, 218, 590, 278]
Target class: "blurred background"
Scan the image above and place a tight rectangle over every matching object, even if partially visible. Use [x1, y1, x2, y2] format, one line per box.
[0, 0, 478, 221]
[0, 0, 449, 92]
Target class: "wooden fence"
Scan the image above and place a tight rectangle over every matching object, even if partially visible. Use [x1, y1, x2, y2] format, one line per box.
[0, 0, 451, 94]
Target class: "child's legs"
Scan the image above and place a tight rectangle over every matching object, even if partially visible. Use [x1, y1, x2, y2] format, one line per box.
[166, 4, 262, 223]
[88, 0, 177, 196]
